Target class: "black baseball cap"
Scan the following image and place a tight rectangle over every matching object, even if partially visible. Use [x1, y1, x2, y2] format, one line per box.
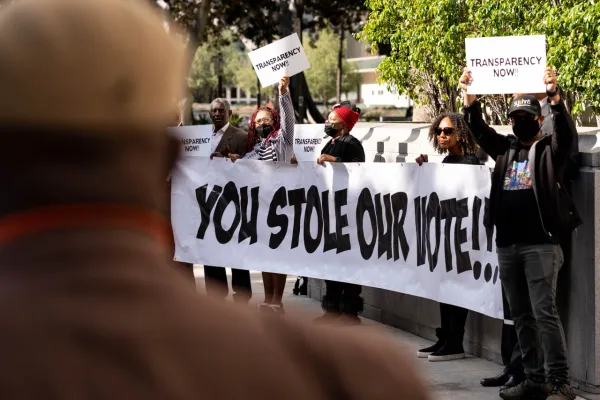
[508, 95, 542, 117]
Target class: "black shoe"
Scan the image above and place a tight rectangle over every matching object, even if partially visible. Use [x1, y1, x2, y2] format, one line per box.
[417, 328, 445, 358]
[499, 380, 550, 400]
[501, 375, 525, 391]
[547, 382, 576, 400]
[428, 340, 465, 362]
[480, 371, 510, 387]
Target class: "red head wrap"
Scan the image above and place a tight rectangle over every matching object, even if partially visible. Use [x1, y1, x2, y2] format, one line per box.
[333, 105, 360, 132]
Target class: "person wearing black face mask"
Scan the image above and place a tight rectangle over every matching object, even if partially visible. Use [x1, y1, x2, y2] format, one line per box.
[461, 67, 581, 400]
[312, 102, 365, 326]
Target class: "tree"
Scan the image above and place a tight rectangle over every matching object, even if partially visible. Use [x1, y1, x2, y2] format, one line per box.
[360, 0, 600, 123]
[188, 31, 240, 102]
[543, 0, 600, 121]
[343, 62, 363, 101]
[304, 0, 368, 103]
[305, 30, 363, 107]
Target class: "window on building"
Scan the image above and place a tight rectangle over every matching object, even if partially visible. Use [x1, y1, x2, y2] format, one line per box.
[378, 90, 384, 95]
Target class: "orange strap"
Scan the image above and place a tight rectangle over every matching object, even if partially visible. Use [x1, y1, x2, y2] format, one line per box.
[0, 204, 171, 246]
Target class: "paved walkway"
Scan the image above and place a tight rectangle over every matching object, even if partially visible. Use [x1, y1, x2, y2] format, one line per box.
[193, 267, 590, 400]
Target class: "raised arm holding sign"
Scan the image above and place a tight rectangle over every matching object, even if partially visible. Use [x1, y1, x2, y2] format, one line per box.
[248, 34, 311, 88]
[464, 35, 546, 95]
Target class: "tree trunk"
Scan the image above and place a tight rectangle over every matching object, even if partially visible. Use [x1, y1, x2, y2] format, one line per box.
[257, 76, 261, 108]
[336, 25, 344, 104]
[181, 0, 211, 126]
[195, 0, 212, 46]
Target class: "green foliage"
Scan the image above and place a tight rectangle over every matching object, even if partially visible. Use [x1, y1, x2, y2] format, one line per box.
[360, 0, 600, 119]
[188, 31, 252, 102]
[363, 112, 382, 122]
[305, 30, 363, 105]
[229, 113, 243, 128]
[193, 115, 211, 125]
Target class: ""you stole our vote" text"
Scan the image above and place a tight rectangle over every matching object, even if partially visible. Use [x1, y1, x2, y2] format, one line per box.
[195, 182, 496, 277]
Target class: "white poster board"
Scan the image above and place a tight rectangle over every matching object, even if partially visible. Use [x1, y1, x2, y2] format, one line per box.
[293, 124, 328, 162]
[248, 33, 311, 88]
[169, 125, 212, 157]
[465, 35, 546, 95]
[171, 158, 503, 319]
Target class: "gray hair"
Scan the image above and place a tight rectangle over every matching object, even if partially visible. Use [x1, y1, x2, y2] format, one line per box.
[210, 98, 231, 114]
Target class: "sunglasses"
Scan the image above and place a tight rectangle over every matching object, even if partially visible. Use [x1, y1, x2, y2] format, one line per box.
[434, 127, 455, 136]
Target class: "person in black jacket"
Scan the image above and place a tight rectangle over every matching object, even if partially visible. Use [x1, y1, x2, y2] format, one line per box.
[415, 113, 480, 362]
[461, 67, 581, 400]
[310, 101, 366, 326]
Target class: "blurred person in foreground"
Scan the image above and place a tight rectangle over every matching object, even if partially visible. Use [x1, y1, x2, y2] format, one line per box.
[0, 0, 431, 398]
[461, 66, 580, 400]
[415, 113, 480, 362]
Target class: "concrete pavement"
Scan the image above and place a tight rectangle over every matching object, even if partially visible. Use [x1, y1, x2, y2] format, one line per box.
[193, 267, 591, 400]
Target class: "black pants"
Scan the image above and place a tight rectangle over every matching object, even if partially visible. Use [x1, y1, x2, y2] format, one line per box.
[204, 266, 252, 302]
[501, 281, 525, 377]
[502, 323, 525, 377]
[439, 303, 468, 343]
[322, 280, 363, 315]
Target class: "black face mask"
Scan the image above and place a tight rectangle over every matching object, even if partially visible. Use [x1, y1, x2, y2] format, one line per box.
[512, 118, 540, 142]
[255, 124, 274, 138]
[324, 122, 340, 137]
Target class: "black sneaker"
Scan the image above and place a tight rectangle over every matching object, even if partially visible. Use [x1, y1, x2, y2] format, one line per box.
[417, 328, 445, 358]
[547, 383, 576, 400]
[499, 380, 550, 400]
[428, 341, 465, 362]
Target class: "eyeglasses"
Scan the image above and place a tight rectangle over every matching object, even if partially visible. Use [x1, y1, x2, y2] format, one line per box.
[255, 117, 273, 124]
[434, 127, 455, 136]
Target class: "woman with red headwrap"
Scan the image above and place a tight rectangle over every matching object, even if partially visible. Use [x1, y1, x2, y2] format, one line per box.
[226, 75, 295, 316]
[312, 102, 366, 326]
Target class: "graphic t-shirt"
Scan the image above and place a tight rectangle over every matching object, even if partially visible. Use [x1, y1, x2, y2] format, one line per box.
[495, 146, 550, 247]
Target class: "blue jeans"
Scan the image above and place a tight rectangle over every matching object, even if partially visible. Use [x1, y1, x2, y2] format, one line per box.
[498, 244, 568, 384]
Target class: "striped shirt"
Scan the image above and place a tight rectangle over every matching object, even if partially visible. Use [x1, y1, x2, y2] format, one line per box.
[243, 91, 295, 162]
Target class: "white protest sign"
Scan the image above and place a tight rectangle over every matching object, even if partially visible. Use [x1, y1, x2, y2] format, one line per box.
[293, 124, 327, 162]
[168, 125, 212, 158]
[171, 158, 503, 319]
[465, 35, 546, 95]
[248, 33, 311, 88]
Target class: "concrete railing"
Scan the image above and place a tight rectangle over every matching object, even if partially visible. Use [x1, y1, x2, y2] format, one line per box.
[306, 122, 600, 393]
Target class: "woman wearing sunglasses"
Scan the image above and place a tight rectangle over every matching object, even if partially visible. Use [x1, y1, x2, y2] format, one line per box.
[415, 113, 480, 362]
[225, 75, 295, 316]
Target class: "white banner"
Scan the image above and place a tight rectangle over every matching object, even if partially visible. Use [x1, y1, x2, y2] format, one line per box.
[171, 158, 503, 319]
[465, 35, 546, 95]
[248, 33, 311, 88]
[169, 125, 212, 157]
[293, 124, 327, 161]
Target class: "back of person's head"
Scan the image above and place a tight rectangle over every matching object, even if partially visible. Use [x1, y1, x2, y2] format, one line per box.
[0, 0, 188, 216]
[0, 0, 187, 130]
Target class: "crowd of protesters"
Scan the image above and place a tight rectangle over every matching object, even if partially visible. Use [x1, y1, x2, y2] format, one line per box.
[0, 0, 581, 399]
[193, 62, 580, 400]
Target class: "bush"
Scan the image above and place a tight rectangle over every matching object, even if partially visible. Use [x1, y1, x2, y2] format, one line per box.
[194, 115, 211, 125]
[363, 112, 382, 122]
[230, 113, 243, 128]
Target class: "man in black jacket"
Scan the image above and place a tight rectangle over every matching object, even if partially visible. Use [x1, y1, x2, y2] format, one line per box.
[461, 67, 581, 400]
